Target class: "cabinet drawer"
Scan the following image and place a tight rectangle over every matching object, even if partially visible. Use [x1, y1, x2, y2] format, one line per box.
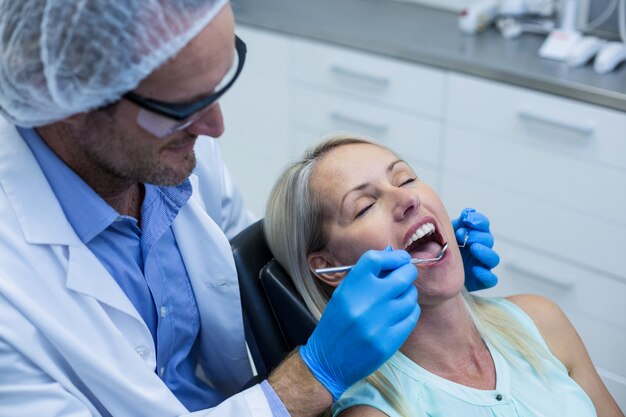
[441, 173, 625, 279]
[289, 37, 445, 118]
[481, 241, 626, 332]
[291, 86, 442, 167]
[447, 73, 626, 171]
[444, 126, 626, 227]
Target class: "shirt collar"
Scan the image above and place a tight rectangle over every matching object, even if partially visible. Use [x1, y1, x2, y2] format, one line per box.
[19, 127, 118, 243]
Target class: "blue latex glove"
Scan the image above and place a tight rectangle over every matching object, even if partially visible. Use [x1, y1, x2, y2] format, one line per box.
[300, 248, 420, 400]
[451, 208, 500, 291]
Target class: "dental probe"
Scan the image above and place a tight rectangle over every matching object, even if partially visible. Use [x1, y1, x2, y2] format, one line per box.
[314, 242, 449, 275]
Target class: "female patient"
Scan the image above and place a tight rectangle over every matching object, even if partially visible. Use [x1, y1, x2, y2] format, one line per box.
[264, 135, 622, 417]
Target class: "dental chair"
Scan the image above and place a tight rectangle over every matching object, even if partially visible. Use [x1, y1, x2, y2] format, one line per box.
[230, 219, 317, 380]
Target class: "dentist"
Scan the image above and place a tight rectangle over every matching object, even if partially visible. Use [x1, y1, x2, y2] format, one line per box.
[0, 1, 500, 416]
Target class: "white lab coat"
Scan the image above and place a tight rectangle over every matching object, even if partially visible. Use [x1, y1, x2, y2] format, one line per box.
[0, 119, 273, 417]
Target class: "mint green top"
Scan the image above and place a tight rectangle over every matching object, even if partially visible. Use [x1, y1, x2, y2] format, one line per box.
[333, 298, 596, 417]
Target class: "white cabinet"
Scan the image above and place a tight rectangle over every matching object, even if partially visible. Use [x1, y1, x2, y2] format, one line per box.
[218, 26, 290, 216]
[289, 37, 445, 119]
[441, 81, 626, 278]
[287, 36, 445, 191]
[446, 72, 626, 171]
[221, 25, 625, 409]
[441, 73, 626, 408]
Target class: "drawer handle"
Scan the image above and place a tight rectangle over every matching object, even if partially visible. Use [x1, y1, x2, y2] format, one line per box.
[518, 108, 595, 136]
[505, 262, 575, 290]
[330, 65, 390, 88]
[329, 112, 389, 136]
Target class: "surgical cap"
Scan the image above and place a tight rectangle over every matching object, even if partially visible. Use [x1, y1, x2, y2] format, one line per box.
[0, 0, 229, 127]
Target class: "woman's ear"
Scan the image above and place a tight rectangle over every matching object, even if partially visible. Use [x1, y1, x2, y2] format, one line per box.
[307, 252, 345, 288]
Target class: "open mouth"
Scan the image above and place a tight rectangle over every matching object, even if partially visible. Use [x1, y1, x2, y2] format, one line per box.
[404, 222, 445, 260]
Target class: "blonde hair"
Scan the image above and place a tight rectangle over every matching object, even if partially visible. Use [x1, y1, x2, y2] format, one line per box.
[265, 135, 373, 319]
[265, 134, 556, 416]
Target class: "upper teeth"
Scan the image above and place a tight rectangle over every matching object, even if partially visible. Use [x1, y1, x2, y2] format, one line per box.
[405, 223, 435, 248]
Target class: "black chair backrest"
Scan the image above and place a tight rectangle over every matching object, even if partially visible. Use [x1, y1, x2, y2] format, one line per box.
[260, 259, 317, 354]
[230, 219, 317, 378]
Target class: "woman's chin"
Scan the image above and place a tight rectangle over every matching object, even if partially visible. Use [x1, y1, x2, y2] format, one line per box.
[417, 285, 465, 307]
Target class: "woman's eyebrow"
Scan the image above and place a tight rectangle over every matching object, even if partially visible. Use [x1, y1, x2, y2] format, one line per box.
[340, 183, 369, 209]
[388, 159, 407, 172]
[339, 159, 408, 208]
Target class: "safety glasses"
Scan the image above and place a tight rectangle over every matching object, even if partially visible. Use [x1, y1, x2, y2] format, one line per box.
[124, 35, 247, 138]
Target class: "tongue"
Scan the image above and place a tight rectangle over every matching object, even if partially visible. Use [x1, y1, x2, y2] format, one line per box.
[409, 240, 441, 259]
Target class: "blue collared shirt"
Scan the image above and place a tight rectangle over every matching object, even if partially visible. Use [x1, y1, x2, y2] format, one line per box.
[19, 127, 224, 411]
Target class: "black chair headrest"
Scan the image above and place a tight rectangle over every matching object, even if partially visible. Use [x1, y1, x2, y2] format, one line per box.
[260, 259, 317, 350]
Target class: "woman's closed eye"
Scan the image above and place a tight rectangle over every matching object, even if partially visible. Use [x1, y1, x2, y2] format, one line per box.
[400, 177, 417, 186]
[355, 202, 374, 218]
[354, 178, 416, 218]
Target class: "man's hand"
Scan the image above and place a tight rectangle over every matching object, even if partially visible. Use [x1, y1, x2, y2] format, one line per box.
[452, 208, 500, 291]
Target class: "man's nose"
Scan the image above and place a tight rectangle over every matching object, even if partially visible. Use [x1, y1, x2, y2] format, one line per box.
[186, 104, 225, 138]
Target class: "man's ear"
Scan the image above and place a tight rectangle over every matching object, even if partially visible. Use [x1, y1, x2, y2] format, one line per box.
[307, 251, 345, 288]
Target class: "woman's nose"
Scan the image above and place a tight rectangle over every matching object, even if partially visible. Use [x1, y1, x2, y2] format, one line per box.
[186, 103, 225, 138]
[393, 187, 420, 220]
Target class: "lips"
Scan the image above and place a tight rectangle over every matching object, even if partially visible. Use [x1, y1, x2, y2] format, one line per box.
[164, 137, 196, 152]
[403, 217, 445, 259]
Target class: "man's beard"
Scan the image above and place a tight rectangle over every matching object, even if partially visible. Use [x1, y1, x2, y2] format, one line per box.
[80, 112, 197, 187]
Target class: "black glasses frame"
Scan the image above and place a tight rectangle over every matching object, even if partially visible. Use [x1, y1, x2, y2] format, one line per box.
[124, 35, 247, 121]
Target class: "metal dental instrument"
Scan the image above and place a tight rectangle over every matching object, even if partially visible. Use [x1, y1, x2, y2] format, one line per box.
[458, 230, 469, 248]
[314, 242, 449, 275]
